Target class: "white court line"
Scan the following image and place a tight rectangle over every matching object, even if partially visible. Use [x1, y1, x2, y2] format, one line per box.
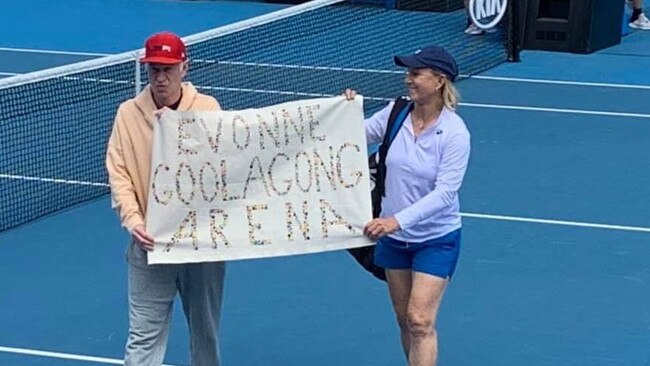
[0, 47, 110, 57]
[1, 73, 644, 118]
[196, 86, 650, 118]
[0, 346, 177, 365]
[202, 60, 650, 90]
[0, 217, 648, 363]
[461, 213, 650, 233]
[461, 102, 650, 119]
[2, 47, 649, 90]
[0, 72, 18, 76]
[466, 75, 650, 90]
[2, 169, 649, 233]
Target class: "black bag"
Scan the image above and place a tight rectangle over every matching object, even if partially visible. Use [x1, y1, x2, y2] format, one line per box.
[347, 97, 413, 281]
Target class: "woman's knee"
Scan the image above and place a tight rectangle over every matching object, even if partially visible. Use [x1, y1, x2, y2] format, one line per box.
[406, 310, 436, 339]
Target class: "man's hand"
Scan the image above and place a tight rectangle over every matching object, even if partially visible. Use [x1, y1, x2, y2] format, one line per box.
[363, 217, 400, 240]
[154, 106, 171, 120]
[131, 224, 155, 251]
[343, 89, 357, 101]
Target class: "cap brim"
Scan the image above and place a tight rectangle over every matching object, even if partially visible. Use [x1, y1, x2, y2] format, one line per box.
[140, 56, 183, 65]
[394, 55, 427, 68]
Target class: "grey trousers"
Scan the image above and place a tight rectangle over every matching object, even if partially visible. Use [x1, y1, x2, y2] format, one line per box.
[125, 242, 226, 366]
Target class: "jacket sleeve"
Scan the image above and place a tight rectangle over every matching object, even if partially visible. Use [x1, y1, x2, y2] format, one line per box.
[105, 107, 145, 232]
[364, 102, 393, 145]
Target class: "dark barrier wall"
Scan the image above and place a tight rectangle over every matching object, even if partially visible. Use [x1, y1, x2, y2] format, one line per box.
[522, 0, 625, 53]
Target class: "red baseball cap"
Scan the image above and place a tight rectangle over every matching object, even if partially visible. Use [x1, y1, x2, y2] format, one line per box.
[140, 32, 187, 65]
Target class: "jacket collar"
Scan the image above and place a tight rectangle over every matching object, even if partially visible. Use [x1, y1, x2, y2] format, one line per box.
[133, 82, 198, 127]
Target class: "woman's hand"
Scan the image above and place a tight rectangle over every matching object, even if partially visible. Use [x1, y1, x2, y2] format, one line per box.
[363, 217, 400, 240]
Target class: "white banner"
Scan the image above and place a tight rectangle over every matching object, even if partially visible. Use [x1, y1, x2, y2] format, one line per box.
[146, 96, 374, 264]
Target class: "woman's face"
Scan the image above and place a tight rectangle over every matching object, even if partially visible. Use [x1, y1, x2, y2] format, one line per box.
[404, 68, 446, 103]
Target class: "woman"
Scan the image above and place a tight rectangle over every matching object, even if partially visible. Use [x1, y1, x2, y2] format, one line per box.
[345, 45, 470, 366]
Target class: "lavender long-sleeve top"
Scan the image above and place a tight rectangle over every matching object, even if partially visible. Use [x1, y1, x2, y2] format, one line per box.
[366, 102, 471, 242]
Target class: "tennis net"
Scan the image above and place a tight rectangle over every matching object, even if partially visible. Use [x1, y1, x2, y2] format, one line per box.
[0, 0, 519, 231]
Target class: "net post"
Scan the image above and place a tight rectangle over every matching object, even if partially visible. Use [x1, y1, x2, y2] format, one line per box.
[507, 0, 521, 62]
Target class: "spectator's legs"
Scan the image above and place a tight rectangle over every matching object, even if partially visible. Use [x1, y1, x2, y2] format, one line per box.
[630, 0, 650, 29]
[464, 0, 497, 35]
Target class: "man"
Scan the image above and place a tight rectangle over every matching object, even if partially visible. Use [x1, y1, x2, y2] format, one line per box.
[106, 32, 226, 366]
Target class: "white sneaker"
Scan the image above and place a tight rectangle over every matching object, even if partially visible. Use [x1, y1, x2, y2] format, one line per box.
[464, 22, 497, 35]
[630, 13, 650, 30]
[464, 23, 484, 35]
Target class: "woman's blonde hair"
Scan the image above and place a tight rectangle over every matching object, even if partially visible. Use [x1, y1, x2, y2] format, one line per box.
[441, 78, 460, 110]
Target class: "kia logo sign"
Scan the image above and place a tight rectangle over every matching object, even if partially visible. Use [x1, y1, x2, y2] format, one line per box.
[469, 0, 508, 29]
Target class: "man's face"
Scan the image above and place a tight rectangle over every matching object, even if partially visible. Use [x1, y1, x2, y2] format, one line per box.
[147, 62, 187, 101]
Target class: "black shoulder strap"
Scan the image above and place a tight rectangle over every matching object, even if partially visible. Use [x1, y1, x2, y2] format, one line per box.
[372, 97, 413, 217]
[381, 96, 411, 148]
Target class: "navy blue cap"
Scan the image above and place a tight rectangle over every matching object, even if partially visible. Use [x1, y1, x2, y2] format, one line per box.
[394, 46, 459, 82]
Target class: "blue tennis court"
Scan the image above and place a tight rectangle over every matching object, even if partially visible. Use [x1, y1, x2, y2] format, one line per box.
[1, 1, 650, 365]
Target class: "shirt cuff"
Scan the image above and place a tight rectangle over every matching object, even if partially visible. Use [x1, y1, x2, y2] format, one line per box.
[124, 213, 145, 234]
[394, 209, 418, 231]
